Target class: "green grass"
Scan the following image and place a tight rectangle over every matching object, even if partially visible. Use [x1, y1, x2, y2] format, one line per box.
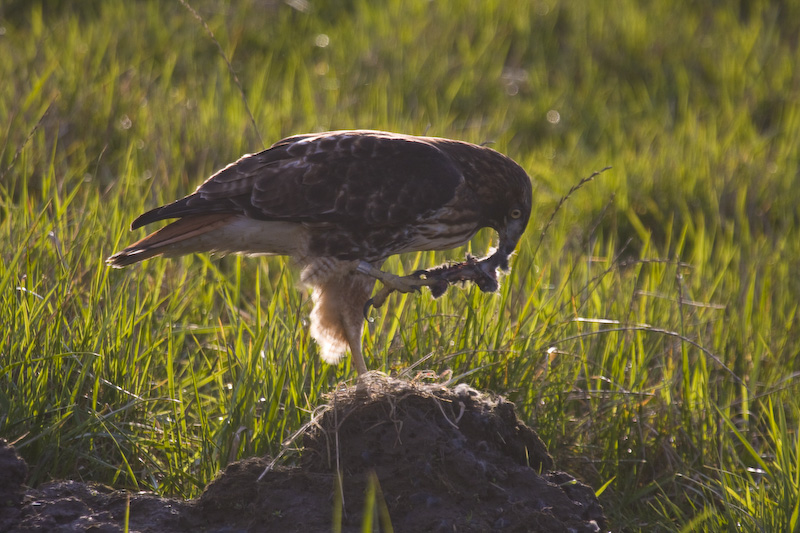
[2, 0, 799, 529]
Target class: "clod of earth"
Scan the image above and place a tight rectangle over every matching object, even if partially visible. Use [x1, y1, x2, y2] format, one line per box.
[1, 375, 606, 532]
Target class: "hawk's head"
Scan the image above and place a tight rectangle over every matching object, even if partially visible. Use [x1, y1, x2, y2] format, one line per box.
[493, 165, 532, 266]
[464, 145, 532, 271]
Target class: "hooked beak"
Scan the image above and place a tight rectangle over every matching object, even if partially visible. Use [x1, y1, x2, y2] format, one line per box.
[498, 217, 528, 268]
[481, 216, 528, 274]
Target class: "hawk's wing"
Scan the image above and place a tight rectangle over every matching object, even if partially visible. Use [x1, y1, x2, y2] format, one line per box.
[131, 131, 465, 230]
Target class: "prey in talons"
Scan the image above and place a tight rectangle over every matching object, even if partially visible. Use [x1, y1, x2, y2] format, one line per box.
[359, 248, 511, 318]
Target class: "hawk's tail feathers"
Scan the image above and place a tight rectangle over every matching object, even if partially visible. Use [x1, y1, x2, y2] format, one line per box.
[106, 214, 233, 268]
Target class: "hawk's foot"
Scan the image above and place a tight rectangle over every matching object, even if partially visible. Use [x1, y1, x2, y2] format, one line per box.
[357, 262, 448, 317]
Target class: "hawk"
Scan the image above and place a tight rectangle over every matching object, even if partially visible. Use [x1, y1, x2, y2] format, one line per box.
[108, 130, 532, 374]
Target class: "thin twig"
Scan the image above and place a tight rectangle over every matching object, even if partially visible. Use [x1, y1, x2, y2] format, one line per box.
[177, 0, 265, 148]
[0, 94, 59, 185]
[546, 325, 746, 388]
[532, 166, 612, 260]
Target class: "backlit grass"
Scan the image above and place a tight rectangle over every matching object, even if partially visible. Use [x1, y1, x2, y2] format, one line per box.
[2, 0, 799, 529]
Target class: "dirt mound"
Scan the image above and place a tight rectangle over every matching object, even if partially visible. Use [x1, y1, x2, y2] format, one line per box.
[1, 374, 605, 532]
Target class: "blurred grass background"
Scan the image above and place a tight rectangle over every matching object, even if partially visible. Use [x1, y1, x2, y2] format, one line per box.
[1, 0, 799, 530]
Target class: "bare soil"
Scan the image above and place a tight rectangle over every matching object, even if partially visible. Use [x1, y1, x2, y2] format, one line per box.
[1, 375, 605, 532]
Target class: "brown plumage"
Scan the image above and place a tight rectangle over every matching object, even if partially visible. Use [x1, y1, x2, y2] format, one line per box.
[108, 130, 532, 374]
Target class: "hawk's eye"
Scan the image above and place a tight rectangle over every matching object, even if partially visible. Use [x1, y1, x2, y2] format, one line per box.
[510, 208, 522, 219]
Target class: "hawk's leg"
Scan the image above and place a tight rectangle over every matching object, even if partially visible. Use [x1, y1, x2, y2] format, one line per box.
[344, 324, 369, 375]
[357, 261, 447, 315]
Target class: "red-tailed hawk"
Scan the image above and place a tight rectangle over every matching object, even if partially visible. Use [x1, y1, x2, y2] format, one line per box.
[108, 130, 532, 374]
